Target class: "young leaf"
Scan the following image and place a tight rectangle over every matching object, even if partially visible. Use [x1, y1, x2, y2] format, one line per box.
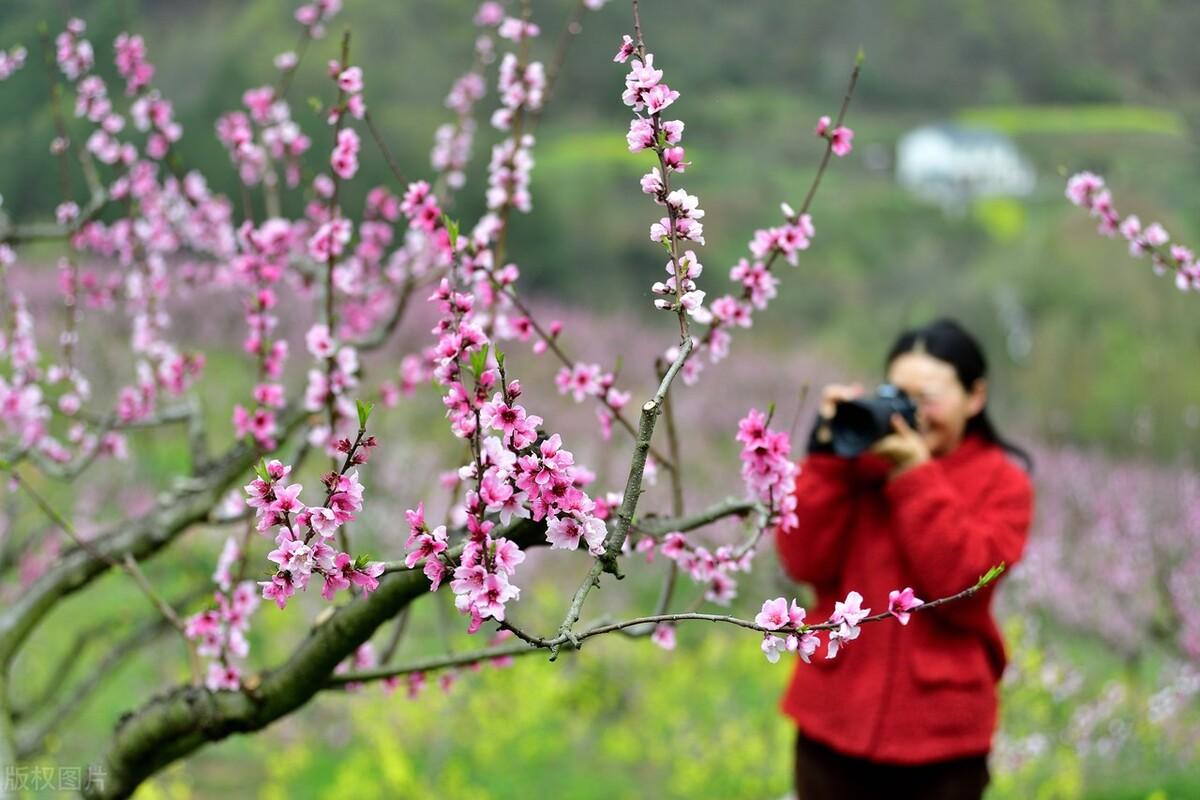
[356, 399, 374, 429]
[442, 214, 460, 250]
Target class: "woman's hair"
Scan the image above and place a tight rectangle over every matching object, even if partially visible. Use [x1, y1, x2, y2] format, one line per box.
[885, 317, 1032, 471]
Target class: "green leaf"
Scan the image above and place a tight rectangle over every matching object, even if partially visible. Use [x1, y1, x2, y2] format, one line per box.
[356, 399, 374, 429]
[469, 344, 490, 379]
[974, 562, 1006, 589]
[856, 46, 866, 67]
[307, 96, 323, 113]
[353, 553, 372, 571]
[494, 347, 506, 373]
[442, 214, 460, 250]
[253, 459, 269, 482]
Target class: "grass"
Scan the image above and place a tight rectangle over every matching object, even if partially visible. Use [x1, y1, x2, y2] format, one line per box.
[955, 104, 1187, 137]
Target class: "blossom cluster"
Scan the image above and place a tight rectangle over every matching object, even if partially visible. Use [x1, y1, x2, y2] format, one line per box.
[1, 20, 232, 475]
[633, 529, 754, 612]
[114, 33, 154, 95]
[551, 361, 632, 440]
[230, 219, 295, 450]
[403, 501, 527, 633]
[616, 36, 707, 319]
[754, 588, 922, 663]
[433, 31, 490, 190]
[184, 579, 260, 691]
[244, 455, 383, 610]
[815, 115, 854, 158]
[329, 62, 367, 124]
[295, 0, 342, 39]
[736, 408, 798, 530]
[0, 45, 27, 81]
[217, 85, 312, 187]
[652, 114, 851, 387]
[423, 275, 609, 562]
[1065, 171, 1200, 291]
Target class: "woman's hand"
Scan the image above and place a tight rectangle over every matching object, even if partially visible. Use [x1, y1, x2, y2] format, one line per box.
[818, 383, 865, 420]
[870, 413, 931, 479]
[811, 383, 865, 449]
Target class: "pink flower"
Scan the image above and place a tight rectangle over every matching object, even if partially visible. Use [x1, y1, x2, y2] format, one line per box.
[493, 537, 526, 575]
[205, 662, 241, 692]
[405, 525, 448, 568]
[269, 483, 304, 515]
[661, 531, 687, 560]
[480, 393, 542, 447]
[473, 1, 504, 26]
[473, 573, 520, 621]
[661, 119, 684, 144]
[827, 590, 870, 658]
[755, 597, 790, 630]
[887, 587, 924, 625]
[627, 118, 656, 152]
[642, 83, 680, 115]
[331, 128, 360, 180]
[260, 575, 295, 609]
[663, 146, 687, 172]
[614, 34, 636, 64]
[308, 506, 339, 538]
[423, 557, 446, 591]
[651, 624, 676, 651]
[337, 66, 363, 93]
[793, 632, 821, 663]
[788, 600, 807, 628]
[350, 560, 384, 595]
[305, 324, 336, 359]
[555, 362, 603, 402]
[826, 623, 860, 660]
[831, 590, 870, 627]
[1065, 171, 1104, 207]
[761, 634, 786, 664]
[816, 115, 853, 156]
[1144, 222, 1169, 247]
[640, 168, 664, 197]
[546, 514, 584, 550]
[830, 126, 854, 157]
[625, 54, 662, 90]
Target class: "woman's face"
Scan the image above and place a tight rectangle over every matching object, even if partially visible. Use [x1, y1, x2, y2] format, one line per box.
[886, 351, 987, 457]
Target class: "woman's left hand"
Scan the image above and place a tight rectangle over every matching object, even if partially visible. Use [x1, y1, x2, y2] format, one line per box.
[870, 414, 931, 479]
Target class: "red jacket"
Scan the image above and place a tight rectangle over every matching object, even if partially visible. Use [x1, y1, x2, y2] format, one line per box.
[776, 434, 1033, 764]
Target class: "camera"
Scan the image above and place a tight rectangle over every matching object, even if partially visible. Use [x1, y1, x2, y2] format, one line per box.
[828, 384, 919, 457]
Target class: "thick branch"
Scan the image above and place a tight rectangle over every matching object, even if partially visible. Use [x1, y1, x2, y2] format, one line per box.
[83, 517, 545, 800]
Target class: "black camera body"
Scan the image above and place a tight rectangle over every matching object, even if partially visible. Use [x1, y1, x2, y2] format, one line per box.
[829, 384, 919, 457]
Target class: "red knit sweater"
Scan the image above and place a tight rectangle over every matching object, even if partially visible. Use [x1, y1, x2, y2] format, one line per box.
[775, 434, 1033, 764]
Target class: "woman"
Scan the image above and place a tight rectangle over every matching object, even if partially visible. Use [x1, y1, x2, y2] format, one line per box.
[776, 318, 1034, 800]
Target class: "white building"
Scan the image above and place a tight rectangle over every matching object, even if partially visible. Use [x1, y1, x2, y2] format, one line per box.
[896, 124, 1035, 211]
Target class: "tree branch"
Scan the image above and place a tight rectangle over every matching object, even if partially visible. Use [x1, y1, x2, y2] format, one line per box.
[553, 338, 693, 653]
[84, 517, 546, 800]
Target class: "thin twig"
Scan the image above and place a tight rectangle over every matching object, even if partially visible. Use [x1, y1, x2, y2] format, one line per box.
[7, 470, 203, 685]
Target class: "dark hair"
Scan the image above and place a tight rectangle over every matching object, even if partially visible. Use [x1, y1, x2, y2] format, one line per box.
[885, 317, 1032, 472]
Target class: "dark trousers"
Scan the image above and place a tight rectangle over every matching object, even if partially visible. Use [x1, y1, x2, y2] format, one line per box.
[794, 733, 990, 800]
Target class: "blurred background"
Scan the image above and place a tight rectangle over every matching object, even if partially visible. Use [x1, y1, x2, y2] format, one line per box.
[1, 1, 1198, 798]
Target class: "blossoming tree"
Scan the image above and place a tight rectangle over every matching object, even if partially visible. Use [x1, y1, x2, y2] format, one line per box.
[0, 2, 1002, 797]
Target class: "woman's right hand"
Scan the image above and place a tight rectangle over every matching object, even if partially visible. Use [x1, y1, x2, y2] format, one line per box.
[818, 383, 865, 420]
